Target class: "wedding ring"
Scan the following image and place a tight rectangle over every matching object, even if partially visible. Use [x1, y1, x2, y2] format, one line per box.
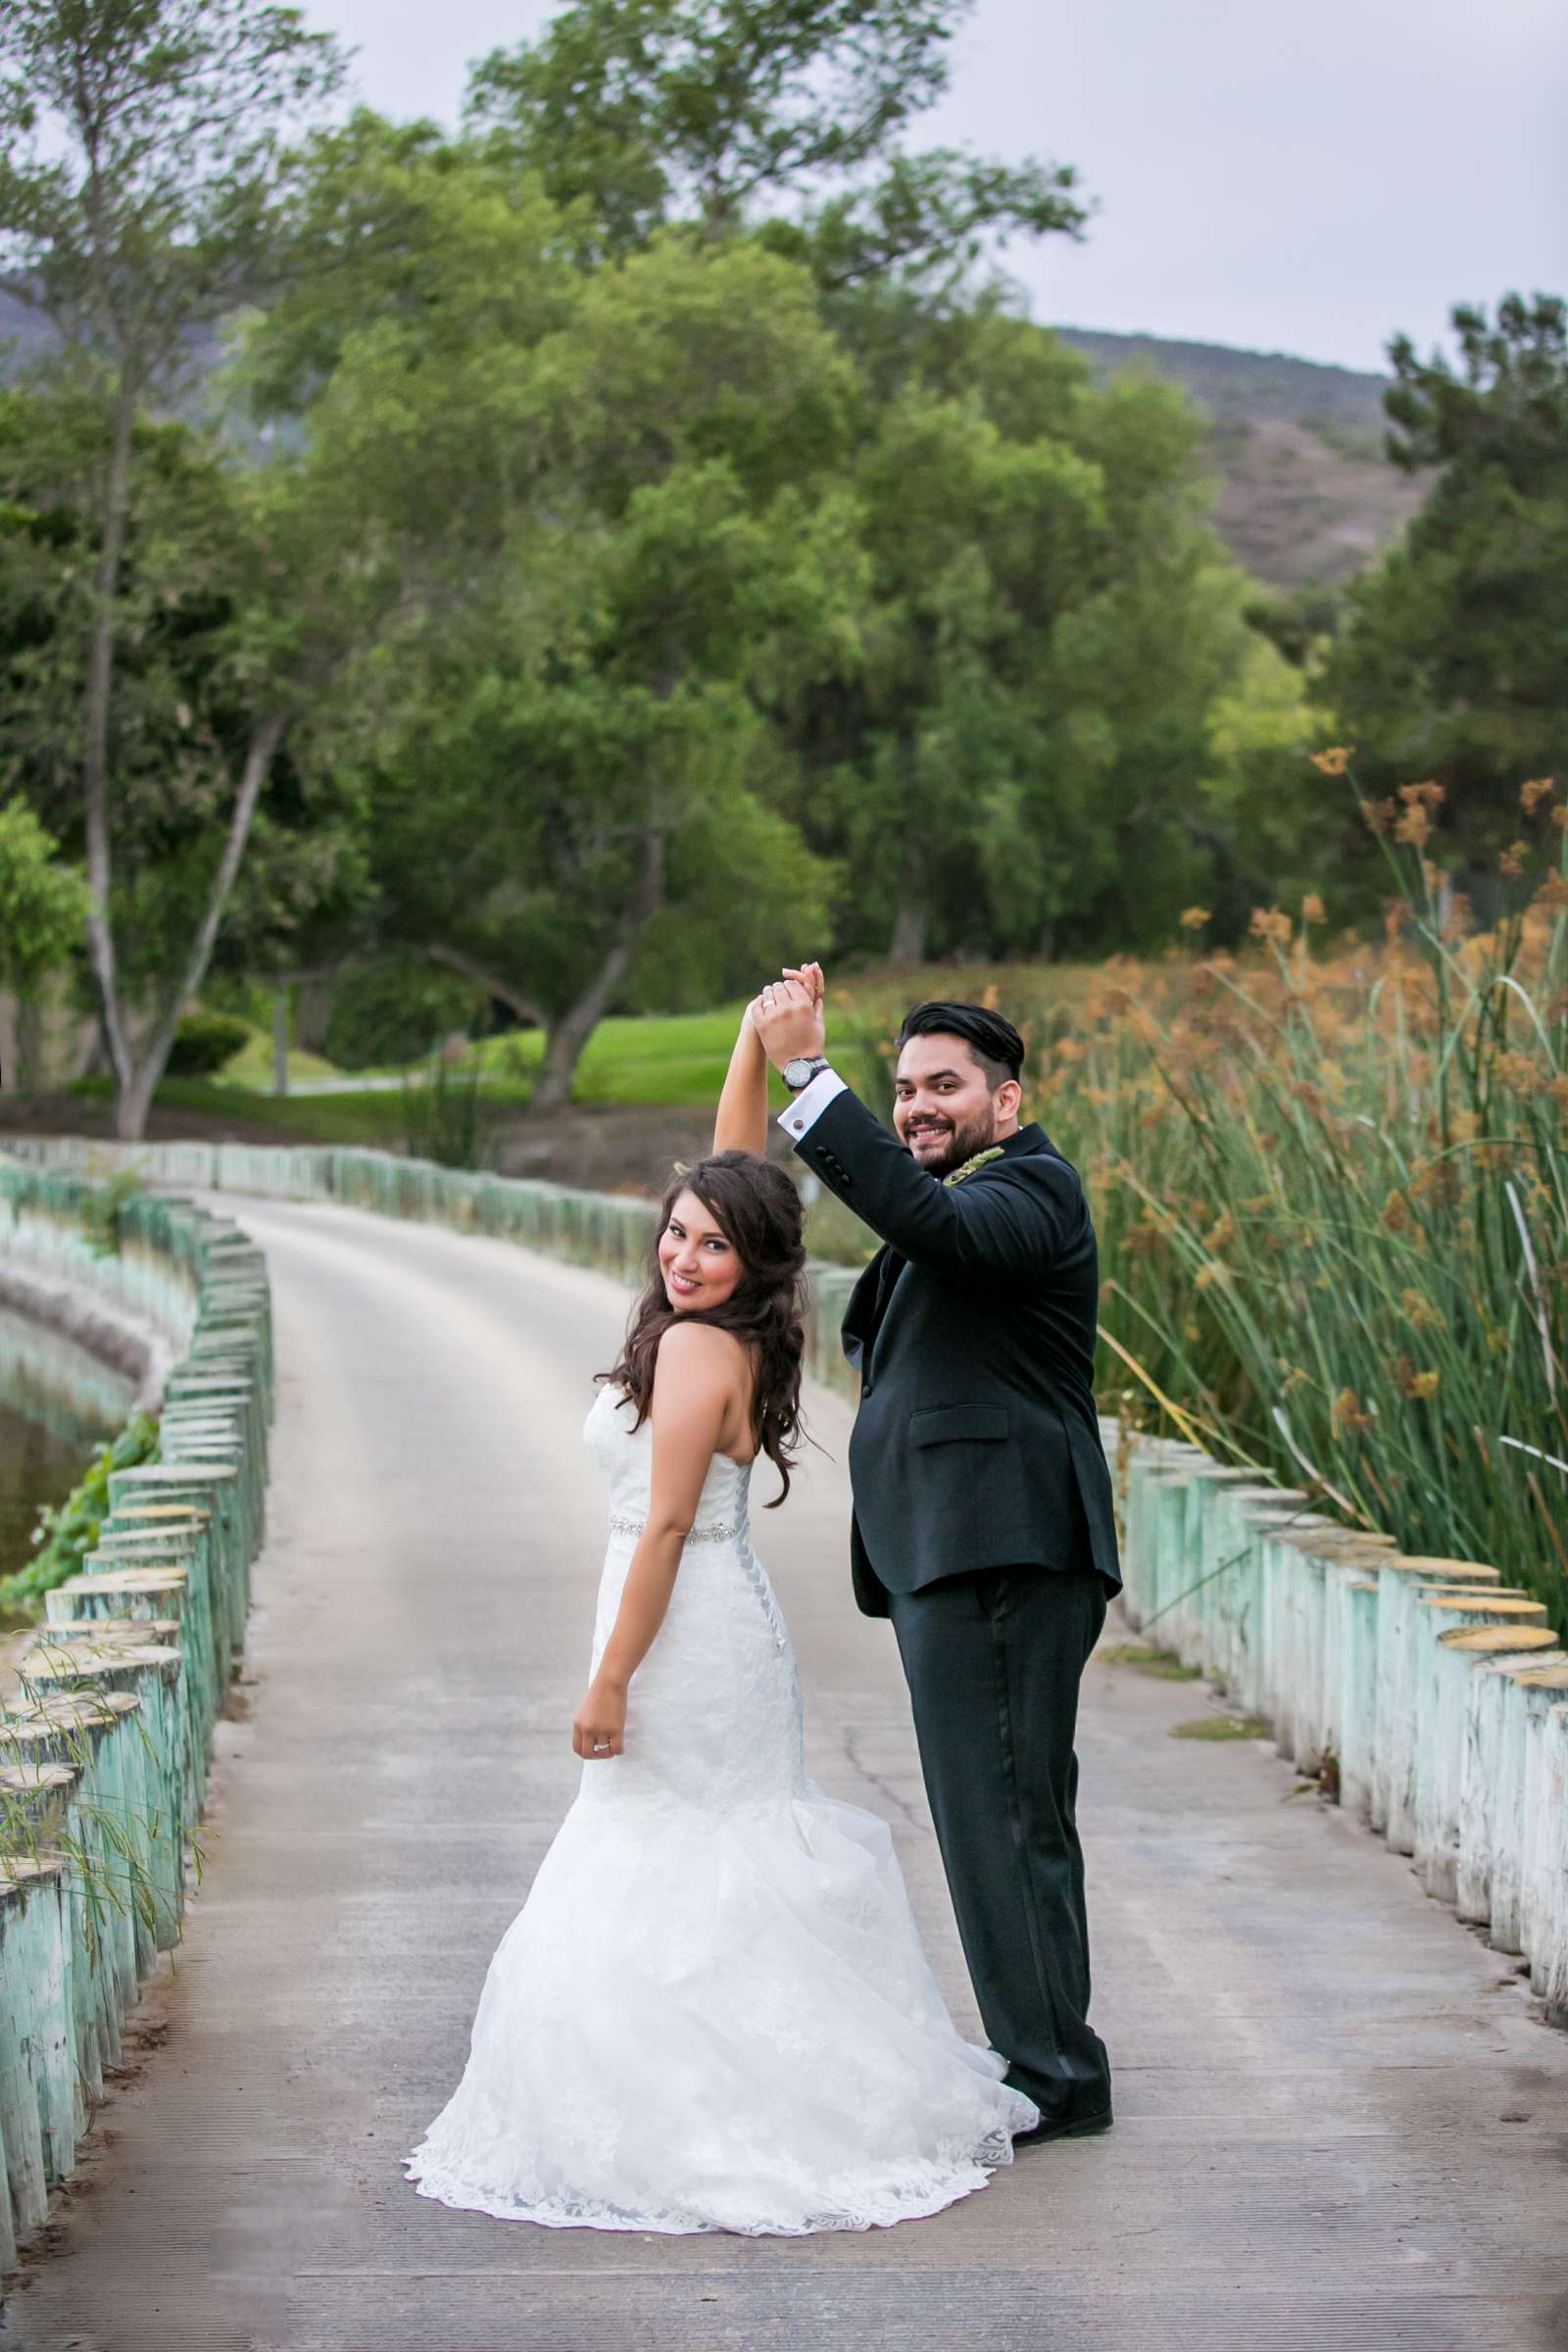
[592, 1741, 611, 1753]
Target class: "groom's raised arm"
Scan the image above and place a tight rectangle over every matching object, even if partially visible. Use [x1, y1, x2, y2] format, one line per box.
[781, 1079, 1075, 1285]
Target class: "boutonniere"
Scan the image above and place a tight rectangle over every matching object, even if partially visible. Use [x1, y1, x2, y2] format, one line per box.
[942, 1146, 1004, 1189]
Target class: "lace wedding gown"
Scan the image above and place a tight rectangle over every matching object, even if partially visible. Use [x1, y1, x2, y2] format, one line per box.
[404, 1381, 1036, 2234]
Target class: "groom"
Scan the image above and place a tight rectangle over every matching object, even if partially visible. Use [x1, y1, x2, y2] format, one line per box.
[752, 980, 1119, 2143]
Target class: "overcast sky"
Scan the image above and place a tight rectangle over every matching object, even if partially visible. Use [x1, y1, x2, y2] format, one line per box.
[301, 0, 1567, 375]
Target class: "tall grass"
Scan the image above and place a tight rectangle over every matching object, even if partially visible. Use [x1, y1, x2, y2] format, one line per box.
[400, 1046, 501, 1167]
[828, 776, 1568, 1620]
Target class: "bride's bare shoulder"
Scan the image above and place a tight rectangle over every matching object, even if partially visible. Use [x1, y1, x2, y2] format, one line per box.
[652, 1323, 757, 1461]
[654, 1322, 757, 1411]
[653, 1320, 749, 1382]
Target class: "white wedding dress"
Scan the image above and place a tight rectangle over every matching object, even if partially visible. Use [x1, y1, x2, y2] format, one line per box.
[404, 1382, 1036, 2234]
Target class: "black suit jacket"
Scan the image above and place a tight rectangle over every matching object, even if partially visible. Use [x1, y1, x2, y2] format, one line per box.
[792, 1088, 1122, 1618]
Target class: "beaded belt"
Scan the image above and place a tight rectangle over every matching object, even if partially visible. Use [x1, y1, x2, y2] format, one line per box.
[607, 1513, 740, 1545]
[604, 1513, 787, 1650]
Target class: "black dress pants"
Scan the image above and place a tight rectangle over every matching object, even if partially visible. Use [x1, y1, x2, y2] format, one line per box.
[887, 1562, 1111, 2125]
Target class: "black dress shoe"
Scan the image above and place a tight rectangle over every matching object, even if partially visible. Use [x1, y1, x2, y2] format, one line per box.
[1010, 2105, 1113, 2148]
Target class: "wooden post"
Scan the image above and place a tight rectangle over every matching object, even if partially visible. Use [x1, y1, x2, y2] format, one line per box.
[1448, 1629, 1563, 1924]
[1373, 1563, 1503, 1848]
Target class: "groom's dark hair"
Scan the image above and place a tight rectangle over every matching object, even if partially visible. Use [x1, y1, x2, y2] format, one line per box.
[896, 1001, 1024, 1088]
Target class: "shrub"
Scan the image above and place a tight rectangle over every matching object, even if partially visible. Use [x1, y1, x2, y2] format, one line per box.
[165, 1009, 251, 1078]
[0, 1410, 161, 1614]
[79, 1166, 144, 1257]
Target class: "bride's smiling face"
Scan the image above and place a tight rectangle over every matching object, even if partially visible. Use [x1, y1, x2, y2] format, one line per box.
[659, 1189, 745, 1312]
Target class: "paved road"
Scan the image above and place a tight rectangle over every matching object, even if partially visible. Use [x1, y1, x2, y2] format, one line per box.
[12, 1198, 1568, 2352]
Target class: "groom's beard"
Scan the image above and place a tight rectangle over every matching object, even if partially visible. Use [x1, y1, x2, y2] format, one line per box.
[902, 1100, 998, 1178]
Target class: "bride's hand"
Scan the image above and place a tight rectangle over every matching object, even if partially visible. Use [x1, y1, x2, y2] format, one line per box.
[783, 960, 825, 1004]
[747, 963, 822, 1034]
[573, 1674, 626, 1760]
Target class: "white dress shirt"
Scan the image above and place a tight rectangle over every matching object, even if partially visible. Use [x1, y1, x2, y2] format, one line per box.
[776, 1064, 847, 1142]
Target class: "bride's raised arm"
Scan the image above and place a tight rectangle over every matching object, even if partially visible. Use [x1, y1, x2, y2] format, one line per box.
[712, 962, 823, 1156]
[712, 1000, 769, 1156]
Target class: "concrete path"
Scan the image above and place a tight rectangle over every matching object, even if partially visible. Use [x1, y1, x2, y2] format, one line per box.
[10, 1198, 1568, 2352]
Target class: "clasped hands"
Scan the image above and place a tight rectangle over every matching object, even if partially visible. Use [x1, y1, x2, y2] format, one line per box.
[750, 959, 827, 1072]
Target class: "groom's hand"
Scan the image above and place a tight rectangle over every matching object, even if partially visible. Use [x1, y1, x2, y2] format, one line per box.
[752, 976, 825, 1072]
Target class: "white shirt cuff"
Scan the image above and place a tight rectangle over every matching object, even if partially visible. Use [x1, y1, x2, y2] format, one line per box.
[777, 1065, 847, 1141]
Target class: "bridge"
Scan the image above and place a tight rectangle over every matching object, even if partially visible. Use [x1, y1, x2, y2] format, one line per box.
[5, 1182, 1567, 2350]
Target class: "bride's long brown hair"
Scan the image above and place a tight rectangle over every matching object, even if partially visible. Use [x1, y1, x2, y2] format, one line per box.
[601, 1151, 808, 1506]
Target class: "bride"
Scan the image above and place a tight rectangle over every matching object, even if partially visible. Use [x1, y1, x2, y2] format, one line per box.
[405, 965, 1037, 2234]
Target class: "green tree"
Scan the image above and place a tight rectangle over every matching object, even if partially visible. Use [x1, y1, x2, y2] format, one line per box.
[0, 795, 87, 1088]
[1189, 629, 1346, 941]
[369, 662, 836, 1105]
[801, 379, 1104, 963]
[0, 377, 373, 1130]
[769, 313, 1279, 962]
[241, 132, 858, 1102]
[324, 237, 854, 1107]
[0, 0, 344, 1131]
[198, 778, 376, 1096]
[0, 388, 285, 1105]
[1326, 294, 1568, 876]
[468, 0, 1086, 275]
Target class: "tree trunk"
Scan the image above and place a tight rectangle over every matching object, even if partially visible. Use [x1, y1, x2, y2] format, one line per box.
[117, 1056, 161, 1144]
[113, 711, 288, 1140]
[889, 898, 927, 967]
[15, 998, 42, 1094]
[82, 1009, 112, 1079]
[271, 984, 291, 1095]
[295, 973, 332, 1057]
[82, 381, 138, 1101]
[529, 830, 666, 1117]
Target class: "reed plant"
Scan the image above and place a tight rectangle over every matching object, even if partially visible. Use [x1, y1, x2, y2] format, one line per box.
[400, 1045, 498, 1168]
[0, 1703, 188, 1971]
[826, 772, 1568, 1622]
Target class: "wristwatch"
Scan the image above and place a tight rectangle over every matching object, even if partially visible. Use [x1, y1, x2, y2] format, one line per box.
[782, 1054, 831, 1093]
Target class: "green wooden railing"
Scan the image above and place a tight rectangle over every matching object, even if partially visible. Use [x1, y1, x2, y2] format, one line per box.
[1121, 1438, 1568, 2026]
[0, 1163, 271, 2267]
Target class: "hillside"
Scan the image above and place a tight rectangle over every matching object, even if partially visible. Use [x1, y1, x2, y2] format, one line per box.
[0, 291, 1424, 592]
[1052, 327, 1427, 588]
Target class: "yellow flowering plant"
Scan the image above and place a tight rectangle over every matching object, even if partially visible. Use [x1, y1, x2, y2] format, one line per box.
[812, 779, 1565, 1620]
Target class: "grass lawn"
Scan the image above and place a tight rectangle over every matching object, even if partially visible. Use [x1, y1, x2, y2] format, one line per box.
[219, 1033, 342, 1090]
[70, 1073, 416, 1148]
[68, 964, 1095, 1163]
[344, 962, 1097, 1109]
[467, 1004, 763, 1107]
[67, 1004, 777, 1149]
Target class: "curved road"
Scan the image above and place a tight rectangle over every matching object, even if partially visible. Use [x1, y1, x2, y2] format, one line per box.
[13, 1198, 1568, 2351]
